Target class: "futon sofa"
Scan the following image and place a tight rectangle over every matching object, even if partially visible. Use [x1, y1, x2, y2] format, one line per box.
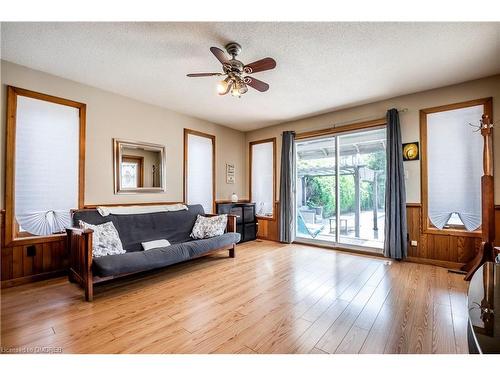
[66, 204, 240, 301]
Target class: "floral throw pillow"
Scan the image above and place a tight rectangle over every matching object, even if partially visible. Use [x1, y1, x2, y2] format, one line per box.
[79, 220, 126, 258]
[190, 214, 228, 239]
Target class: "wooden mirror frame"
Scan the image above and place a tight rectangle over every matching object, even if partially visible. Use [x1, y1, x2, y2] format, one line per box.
[113, 138, 166, 194]
[5, 86, 86, 246]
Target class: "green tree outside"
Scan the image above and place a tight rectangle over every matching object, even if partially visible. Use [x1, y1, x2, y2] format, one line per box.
[300, 150, 386, 218]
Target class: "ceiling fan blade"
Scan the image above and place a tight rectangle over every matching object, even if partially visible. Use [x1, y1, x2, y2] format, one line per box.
[186, 73, 223, 77]
[244, 76, 270, 92]
[243, 57, 276, 74]
[210, 47, 229, 65]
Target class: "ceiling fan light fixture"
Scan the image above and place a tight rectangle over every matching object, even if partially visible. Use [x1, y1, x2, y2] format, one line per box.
[238, 83, 248, 95]
[229, 79, 248, 98]
[216, 77, 232, 95]
[187, 42, 276, 98]
[231, 85, 241, 97]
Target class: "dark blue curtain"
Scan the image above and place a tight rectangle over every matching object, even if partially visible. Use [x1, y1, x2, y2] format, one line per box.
[384, 109, 407, 259]
[279, 131, 296, 243]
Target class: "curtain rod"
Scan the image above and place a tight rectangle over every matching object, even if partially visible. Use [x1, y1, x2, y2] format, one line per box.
[331, 108, 408, 129]
[290, 108, 408, 135]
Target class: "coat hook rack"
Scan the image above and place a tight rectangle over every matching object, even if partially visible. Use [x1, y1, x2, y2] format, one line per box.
[462, 114, 496, 280]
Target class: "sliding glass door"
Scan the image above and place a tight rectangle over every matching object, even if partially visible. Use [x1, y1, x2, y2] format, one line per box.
[295, 127, 386, 251]
[296, 136, 337, 243]
[337, 128, 386, 249]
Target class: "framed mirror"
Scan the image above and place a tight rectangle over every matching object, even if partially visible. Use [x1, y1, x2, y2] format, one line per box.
[113, 138, 166, 194]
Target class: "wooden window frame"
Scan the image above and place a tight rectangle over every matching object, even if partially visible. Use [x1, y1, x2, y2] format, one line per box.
[122, 155, 145, 188]
[5, 86, 86, 246]
[249, 137, 277, 221]
[295, 118, 387, 140]
[420, 97, 493, 238]
[183, 128, 216, 213]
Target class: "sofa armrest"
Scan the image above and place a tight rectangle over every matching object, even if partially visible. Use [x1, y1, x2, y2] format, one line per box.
[67, 226, 94, 235]
[203, 213, 238, 233]
[66, 227, 94, 301]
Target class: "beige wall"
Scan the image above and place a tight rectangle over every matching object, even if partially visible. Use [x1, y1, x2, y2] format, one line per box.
[2, 60, 498, 211]
[0, 60, 247, 209]
[245, 75, 500, 205]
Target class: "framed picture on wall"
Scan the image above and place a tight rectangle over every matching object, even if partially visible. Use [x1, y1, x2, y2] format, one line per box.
[402, 142, 419, 161]
[226, 163, 235, 184]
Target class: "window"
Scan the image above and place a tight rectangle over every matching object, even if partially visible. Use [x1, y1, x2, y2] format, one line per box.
[250, 138, 276, 218]
[420, 98, 492, 234]
[5, 87, 85, 243]
[184, 129, 215, 214]
[121, 156, 144, 188]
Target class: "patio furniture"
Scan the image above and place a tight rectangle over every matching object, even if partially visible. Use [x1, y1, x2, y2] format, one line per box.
[312, 206, 323, 217]
[297, 211, 325, 239]
[299, 207, 317, 224]
[329, 218, 348, 234]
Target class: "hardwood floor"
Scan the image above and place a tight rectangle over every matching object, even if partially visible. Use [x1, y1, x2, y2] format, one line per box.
[0, 240, 469, 354]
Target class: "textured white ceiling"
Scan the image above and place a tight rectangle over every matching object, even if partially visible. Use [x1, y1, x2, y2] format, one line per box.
[1, 22, 499, 131]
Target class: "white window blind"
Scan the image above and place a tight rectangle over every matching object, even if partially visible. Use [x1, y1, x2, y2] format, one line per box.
[427, 105, 483, 231]
[15, 96, 80, 236]
[187, 133, 214, 214]
[251, 142, 274, 217]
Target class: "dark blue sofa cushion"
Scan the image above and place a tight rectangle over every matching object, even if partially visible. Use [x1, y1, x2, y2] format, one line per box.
[73, 205, 205, 252]
[93, 232, 240, 277]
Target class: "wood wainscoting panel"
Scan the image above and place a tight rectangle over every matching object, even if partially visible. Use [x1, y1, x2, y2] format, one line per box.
[1, 240, 68, 287]
[406, 204, 483, 269]
[256, 202, 280, 242]
[1, 246, 13, 281]
[406, 205, 421, 258]
[1, 210, 68, 288]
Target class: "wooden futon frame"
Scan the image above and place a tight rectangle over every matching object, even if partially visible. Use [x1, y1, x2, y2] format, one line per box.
[66, 213, 237, 302]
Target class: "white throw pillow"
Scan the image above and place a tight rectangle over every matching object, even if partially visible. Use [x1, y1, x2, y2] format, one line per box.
[79, 220, 126, 258]
[190, 214, 228, 239]
[142, 239, 171, 251]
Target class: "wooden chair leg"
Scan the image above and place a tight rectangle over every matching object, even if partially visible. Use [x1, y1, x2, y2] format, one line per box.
[229, 245, 235, 258]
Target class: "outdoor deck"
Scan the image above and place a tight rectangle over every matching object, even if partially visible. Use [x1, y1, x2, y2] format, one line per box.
[297, 210, 385, 249]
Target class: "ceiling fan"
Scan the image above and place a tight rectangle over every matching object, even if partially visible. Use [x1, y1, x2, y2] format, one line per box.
[187, 42, 276, 98]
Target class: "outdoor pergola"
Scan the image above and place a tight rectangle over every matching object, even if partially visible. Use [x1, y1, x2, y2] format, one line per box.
[296, 132, 386, 237]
